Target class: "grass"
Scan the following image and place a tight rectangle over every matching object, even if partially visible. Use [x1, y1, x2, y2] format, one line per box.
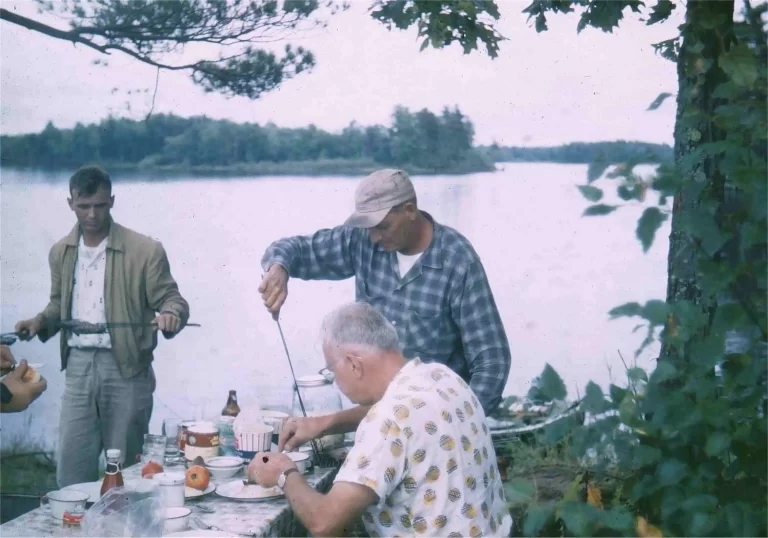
[1, 415, 58, 495]
[0, 452, 58, 495]
[495, 427, 622, 537]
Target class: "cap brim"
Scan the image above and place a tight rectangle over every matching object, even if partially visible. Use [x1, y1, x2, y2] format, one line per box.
[343, 207, 391, 228]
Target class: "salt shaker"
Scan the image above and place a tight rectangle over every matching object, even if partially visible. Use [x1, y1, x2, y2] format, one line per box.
[153, 472, 186, 507]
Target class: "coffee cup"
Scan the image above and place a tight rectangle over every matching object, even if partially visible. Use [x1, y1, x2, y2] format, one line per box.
[41, 490, 89, 520]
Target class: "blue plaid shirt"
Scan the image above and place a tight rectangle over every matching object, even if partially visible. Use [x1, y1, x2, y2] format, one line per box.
[261, 212, 511, 414]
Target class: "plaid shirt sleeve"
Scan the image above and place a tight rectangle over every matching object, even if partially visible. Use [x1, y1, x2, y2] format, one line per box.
[451, 261, 511, 415]
[261, 226, 361, 281]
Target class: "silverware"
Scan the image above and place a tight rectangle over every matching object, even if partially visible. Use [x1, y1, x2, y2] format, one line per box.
[274, 317, 323, 462]
[192, 516, 258, 537]
[192, 516, 224, 532]
[59, 320, 202, 334]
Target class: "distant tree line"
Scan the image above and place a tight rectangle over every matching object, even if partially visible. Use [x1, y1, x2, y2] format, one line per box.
[0, 106, 491, 174]
[482, 140, 673, 164]
[1, 109, 672, 176]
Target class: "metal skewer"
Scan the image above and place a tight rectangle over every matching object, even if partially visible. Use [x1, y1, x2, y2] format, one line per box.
[3, 320, 200, 344]
[274, 317, 323, 463]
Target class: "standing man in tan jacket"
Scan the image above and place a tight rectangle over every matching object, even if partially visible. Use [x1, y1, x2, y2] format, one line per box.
[15, 165, 190, 487]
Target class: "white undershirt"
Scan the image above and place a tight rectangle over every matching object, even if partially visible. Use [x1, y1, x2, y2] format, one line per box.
[396, 251, 423, 279]
[68, 236, 112, 349]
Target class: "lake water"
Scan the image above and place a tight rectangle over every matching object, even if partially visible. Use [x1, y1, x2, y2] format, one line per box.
[0, 164, 669, 453]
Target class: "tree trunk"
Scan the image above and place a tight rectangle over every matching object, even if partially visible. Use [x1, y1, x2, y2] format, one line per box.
[662, 0, 735, 363]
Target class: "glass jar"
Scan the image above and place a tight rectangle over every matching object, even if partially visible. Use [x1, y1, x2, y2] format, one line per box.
[217, 416, 238, 457]
[292, 371, 344, 450]
[141, 434, 167, 466]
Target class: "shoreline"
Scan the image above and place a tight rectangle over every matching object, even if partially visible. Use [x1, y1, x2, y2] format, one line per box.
[0, 158, 498, 179]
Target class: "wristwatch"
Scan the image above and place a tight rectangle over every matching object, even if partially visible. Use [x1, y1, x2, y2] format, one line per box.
[277, 468, 299, 489]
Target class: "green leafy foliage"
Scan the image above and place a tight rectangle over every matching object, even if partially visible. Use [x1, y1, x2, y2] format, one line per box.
[583, 204, 618, 216]
[577, 185, 604, 202]
[719, 44, 759, 87]
[0, 106, 486, 174]
[647, 91, 674, 111]
[513, 2, 767, 537]
[484, 140, 672, 165]
[636, 207, 668, 252]
[527, 363, 568, 404]
[647, 0, 676, 25]
[370, 0, 504, 57]
[8, 0, 332, 99]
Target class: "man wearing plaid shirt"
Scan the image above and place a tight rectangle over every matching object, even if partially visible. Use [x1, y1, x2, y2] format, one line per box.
[259, 169, 510, 449]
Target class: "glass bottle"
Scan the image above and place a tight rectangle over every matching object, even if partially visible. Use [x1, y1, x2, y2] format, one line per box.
[100, 449, 124, 497]
[292, 373, 343, 451]
[221, 390, 241, 417]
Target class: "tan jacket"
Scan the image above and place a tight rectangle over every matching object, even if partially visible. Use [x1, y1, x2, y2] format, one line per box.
[37, 219, 190, 378]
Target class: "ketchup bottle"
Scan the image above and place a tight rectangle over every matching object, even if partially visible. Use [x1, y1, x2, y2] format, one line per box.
[100, 449, 125, 497]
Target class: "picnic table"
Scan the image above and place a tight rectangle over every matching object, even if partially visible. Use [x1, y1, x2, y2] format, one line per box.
[0, 460, 340, 537]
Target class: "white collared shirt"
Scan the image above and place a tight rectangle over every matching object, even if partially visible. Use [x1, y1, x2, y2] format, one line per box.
[67, 236, 112, 349]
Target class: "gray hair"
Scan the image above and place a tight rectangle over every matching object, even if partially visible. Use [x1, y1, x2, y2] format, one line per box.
[321, 302, 401, 353]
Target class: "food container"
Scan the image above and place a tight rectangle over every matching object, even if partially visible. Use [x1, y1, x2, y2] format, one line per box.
[184, 422, 220, 462]
[293, 373, 344, 450]
[163, 506, 191, 533]
[177, 420, 196, 456]
[41, 490, 89, 520]
[233, 414, 273, 462]
[153, 472, 186, 508]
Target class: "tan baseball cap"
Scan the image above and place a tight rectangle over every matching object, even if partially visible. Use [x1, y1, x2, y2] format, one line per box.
[344, 169, 416, 228]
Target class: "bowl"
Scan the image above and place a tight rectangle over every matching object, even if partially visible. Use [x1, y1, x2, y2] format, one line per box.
[256, 410, 290, 435]
[204, 456, 244, 480]
[205, 456, 244, 468]
[286, 451, 310, 474]
[164, 506, 192, 534]
[42, 489, 90, 520]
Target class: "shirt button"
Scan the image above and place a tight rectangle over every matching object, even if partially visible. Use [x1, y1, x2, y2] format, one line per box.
[392, 320, 397, 325]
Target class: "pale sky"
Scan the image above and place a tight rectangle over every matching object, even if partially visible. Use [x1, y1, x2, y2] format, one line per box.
[1, 0, 682, 146]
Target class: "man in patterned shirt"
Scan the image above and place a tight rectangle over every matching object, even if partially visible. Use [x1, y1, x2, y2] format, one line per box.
[248, 302, 512, 537]
[260, 169, 511, 445]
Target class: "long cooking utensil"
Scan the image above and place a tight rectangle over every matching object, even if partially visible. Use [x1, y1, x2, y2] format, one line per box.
[274, 317, 323, 463]
[59, 320, 201, 334]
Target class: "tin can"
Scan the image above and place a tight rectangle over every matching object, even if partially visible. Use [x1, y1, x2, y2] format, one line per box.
[177, 420, 196, 456]
[184, 421, 220, 462]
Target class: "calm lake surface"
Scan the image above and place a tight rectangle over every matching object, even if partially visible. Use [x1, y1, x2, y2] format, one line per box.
[0, 164, 669, 453]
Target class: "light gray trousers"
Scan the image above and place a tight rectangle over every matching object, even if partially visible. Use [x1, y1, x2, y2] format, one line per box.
[56, 347, 155, 488]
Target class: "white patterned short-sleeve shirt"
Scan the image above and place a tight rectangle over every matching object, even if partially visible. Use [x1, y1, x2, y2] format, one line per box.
[67, 236, 111, 349]
[334, 358, 512, 537]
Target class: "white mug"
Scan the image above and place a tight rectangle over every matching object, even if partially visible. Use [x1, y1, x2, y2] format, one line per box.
[41, 490, 89, 520]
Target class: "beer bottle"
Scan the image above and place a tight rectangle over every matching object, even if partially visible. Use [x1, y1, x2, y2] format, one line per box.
[222, 390, 241, 417]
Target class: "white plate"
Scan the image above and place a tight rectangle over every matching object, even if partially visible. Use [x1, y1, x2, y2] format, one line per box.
[185, 483, 215, 499]
[163, 530, 240, 538]
[215, 480, 283, 502]
[62, 478, 143, 501]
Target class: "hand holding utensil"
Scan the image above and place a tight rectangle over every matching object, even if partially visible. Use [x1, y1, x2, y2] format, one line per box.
[258, 265, 289, 320]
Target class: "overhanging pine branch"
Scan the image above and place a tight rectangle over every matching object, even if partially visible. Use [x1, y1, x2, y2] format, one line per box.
[0, 7, 202, 71]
